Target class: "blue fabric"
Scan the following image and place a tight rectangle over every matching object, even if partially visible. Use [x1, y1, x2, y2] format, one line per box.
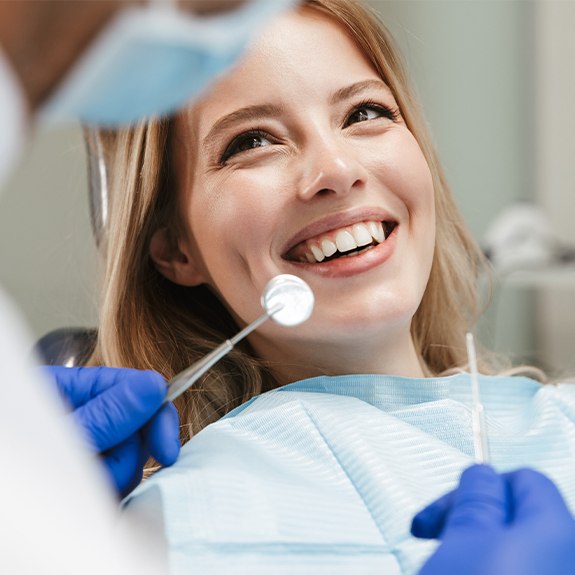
[124, 373, 575, 574]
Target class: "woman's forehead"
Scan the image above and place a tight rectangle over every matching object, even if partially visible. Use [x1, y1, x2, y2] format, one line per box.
[187, 7, 386, 132]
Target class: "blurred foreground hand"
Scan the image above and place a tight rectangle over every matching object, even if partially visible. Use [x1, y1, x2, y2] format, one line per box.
[412, 464, 575, 575]
[44, 366, 180, 498]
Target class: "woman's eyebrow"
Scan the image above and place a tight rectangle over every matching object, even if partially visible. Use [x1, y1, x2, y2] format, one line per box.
[330, 79, 389, 105]
[202, 80, 389, 149]
[203, 103, 283, 148]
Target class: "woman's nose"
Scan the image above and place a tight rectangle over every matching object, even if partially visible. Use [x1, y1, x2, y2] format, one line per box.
[297, 134, 368, 202]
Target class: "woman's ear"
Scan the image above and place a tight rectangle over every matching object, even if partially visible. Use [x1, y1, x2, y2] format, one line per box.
[149, 227, 206, 287]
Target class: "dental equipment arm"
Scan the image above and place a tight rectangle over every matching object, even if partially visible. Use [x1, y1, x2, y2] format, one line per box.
[412, 464, 575, 575]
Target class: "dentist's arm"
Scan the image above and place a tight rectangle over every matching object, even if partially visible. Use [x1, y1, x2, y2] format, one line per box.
[412, 464, 575, 575]
[43, 366, 180, 498]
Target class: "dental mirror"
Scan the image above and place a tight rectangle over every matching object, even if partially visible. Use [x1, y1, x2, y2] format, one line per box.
[164, 274, 314, 403]
[262, 274, 314, 326]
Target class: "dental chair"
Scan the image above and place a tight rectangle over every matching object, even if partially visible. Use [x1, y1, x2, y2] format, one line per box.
[34, 327, 98, 366]
[34, 129, 107, 367]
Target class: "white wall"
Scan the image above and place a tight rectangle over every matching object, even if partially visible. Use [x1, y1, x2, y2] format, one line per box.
[0, 125, 99, 340]
[534, 0, 575, 374]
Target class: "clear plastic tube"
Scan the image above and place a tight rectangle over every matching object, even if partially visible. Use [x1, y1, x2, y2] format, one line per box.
[466, 332, 490, 464]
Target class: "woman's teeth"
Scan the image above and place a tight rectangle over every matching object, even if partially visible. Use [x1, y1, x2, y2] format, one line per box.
[300, 220, 388, 263]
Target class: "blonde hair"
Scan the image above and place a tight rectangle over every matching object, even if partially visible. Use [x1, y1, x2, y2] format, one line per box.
[89, 0, 494, 446]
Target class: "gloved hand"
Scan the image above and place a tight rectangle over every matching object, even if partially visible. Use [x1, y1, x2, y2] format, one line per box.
[412, 464, 575, 575]
[43, 366, 180, 498]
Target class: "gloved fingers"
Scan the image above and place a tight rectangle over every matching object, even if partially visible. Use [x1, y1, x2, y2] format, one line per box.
[412, 465, 506, 540]
[505, 468, 575, 525]
[411, 491, 454, 539]
[142, 402, 181, 467]
[42, 366, 163, 408]
[73, 370, 167, 452]
[102, 434, 149, 498]
[41, 366, 94, 408]
[440, 465, 509, 538]
[43, 366, 128, 408]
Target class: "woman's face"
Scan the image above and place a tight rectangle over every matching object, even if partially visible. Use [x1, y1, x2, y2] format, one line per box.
[164, 8, 435, 379]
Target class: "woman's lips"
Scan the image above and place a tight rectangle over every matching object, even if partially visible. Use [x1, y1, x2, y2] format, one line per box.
[284, 220, 396, 263]
[283, 222, 398, 278]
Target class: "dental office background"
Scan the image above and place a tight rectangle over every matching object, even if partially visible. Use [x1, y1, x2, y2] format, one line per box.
[1, 1, 573, 375]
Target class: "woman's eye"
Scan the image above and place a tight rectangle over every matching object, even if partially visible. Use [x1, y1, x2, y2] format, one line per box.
[344, 104, 396, 128]
[221, 130, 273, 163]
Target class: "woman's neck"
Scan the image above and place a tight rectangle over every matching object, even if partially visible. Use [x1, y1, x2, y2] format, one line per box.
[253, 329, 426, 387]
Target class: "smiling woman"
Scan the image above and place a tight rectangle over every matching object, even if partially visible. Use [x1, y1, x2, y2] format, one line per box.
[92, 0, 478, 400]
[153, 6, 437, 383]
[86, 0, 575, 573]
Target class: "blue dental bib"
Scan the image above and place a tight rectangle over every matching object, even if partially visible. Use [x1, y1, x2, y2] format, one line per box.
[125, 373, 575, 574]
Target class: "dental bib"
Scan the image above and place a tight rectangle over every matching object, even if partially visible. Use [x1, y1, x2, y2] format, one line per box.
[125, 373, 575, 574]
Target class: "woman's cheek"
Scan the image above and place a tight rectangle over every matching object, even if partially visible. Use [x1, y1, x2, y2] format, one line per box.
[189, 176, 274, 249]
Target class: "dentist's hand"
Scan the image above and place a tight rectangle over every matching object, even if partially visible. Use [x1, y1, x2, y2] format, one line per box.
[412, 464, 575, 575]
[43, 366, 180, 498]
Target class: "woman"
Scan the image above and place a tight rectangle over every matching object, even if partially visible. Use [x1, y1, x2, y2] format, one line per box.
[93, 0, 480, 440]
[89, 0, 575, 573]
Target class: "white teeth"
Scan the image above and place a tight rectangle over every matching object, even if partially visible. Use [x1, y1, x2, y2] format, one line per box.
[310, 244, 325, 262]
[352, 223, 373, 247]
[301, 220, 391, 263]
[335, 230, 356, 253]
[368, 221, 385, 243]
[321, 238, 337, 257]
[377, 224, 386, 243]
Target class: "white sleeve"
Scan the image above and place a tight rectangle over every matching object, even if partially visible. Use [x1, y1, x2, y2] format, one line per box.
[0, 288, 166, 574]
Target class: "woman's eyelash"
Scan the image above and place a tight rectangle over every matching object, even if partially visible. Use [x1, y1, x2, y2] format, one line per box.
[344, 100, 400, 126]
[220, 129, 271, 164]
[218, 101, 399, 164]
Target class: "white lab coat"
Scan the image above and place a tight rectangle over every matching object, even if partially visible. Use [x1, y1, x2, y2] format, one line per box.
[0, 49, 164, 574]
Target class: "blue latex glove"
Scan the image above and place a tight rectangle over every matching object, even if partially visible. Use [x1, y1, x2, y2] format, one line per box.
[412, 464, 575, 575]
[43, 366, 180, 498]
